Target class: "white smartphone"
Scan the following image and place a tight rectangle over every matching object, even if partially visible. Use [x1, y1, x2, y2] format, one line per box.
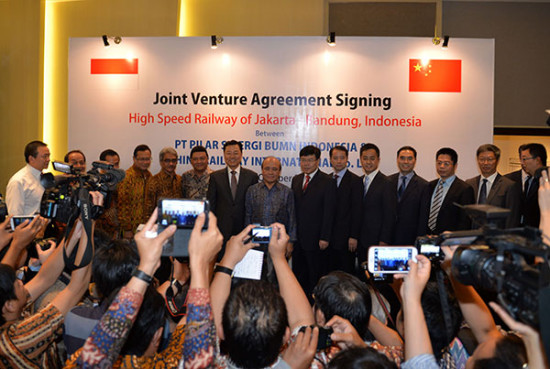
[367, 246, 418, 274]
[10, 215, 37, 231]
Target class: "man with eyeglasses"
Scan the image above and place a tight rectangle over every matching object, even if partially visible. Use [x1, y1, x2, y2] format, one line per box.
[426, 147, 474, 234]
[144, 147, 182, 217]
[117, 144, 153, 239]
[505, 143, 547, 227]
[466, 144, 521, 228]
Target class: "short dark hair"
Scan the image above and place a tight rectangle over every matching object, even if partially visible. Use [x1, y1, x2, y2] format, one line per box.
[436, 147, 458, 165]
[397, 146, 417, 159]
[360, 143, 380, 157]
[421, 280, 463, 360]
[121, 285, 166, 356]
[522, 143, 547, 166]
[0, 264, 17, 326]
[222, 281, 288, 368]
[64, 150, 86, 164]
[330, 145, 349, 158]
[300, 145, 321, 159]
[473, 334, 527, 369]
[92, 240, 139, 299]
[313, 271, 372, 338]
[24, 140, 47, 163]
[133, 144, 151, 158]
[223, 140, 243, 152]
[99, 149, 119, 161]
[476, 144, 501, 161]
[329, 347, 398, 369]
[190, 145, 208, 158]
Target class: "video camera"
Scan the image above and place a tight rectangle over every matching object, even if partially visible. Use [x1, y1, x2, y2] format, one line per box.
[40, 161, 125, 224]
[423, 204, 550, 355]
[0, 194, 7, 223]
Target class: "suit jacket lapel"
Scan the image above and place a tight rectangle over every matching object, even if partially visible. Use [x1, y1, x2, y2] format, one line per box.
[486, 174, 501, 204]
[223, 168, 235, 203]
[400, 174, 416, 202]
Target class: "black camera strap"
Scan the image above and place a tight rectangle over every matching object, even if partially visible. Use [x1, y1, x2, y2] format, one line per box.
[436, 268, 455, 346]
[62, 187, 94, 271]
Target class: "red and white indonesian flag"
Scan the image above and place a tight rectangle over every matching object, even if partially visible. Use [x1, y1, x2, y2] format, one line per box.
[88, 58, 139, 90]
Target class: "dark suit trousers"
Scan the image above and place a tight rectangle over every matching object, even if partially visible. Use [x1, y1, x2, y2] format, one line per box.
[328, 247, 355, 275]
[292, 245, 324, 302]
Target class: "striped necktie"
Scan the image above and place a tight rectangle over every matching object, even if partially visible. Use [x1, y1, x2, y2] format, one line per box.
[428, 180, 445, 232]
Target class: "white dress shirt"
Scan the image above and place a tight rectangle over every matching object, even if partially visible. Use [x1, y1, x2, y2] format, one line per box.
[6, 164, 44, 215]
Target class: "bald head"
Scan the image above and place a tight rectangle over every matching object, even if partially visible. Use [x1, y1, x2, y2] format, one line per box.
[262, 156, 281, 188]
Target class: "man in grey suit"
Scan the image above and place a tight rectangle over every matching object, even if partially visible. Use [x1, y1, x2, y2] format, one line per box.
[466, 144, 521, 228]
[207, 140, 259, 255]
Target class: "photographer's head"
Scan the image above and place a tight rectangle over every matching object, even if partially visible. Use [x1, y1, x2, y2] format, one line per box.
[64, 149, 87, 173]
[99, 149, 120, 169]
[25, 140, 50, 171]
[468, 333, 527, 369]
[328, 347, 397, 369]
[312, 271, 372, 338]
[92, 240, 139, 300]
[0, 264, 27, 325]
[222, 280, 289, 368]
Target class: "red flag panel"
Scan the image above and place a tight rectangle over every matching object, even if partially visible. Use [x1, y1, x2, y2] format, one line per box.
[91, 58, 138, 74]
[409, 59, 461, 92]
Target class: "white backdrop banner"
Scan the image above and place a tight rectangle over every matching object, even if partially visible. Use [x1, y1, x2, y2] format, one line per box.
[69, 36, 494, 184]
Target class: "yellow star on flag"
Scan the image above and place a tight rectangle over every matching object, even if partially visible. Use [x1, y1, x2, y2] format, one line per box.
[413, 63, 422, 72]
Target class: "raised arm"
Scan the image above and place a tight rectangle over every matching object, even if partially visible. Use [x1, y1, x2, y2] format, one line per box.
[269, 223, 315, 330]
[210, 224, 256, 338]
[1, 216, 45, 268]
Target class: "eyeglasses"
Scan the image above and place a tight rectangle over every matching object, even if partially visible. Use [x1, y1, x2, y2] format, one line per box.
[477, 157, 496, 163]
[162, 159, 178, 164]
[520, 156, 535, 163]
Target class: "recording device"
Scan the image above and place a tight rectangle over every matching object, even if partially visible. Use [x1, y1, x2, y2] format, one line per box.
[10, 215, 37, 231]
[40, 161, 125, 224]
[299, 326, 333, 350]
[367, 246, 417, 274]
[429, 204, 550, 355]
[158, 199, 209, 257]
[34, 237, 56, 251]
[415, 235, 444, 263]
[249, 226, 272, 245]
[0, 194, 8, 223]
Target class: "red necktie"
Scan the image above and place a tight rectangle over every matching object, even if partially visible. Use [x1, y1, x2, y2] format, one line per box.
[303, 174, 310, 192]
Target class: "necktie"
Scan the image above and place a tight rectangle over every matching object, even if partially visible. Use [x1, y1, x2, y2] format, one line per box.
[363, 175, 370, 197]
[230, 170, 237, 200]
[397, 176, 407, 201]
[428, 180, 445, 232]
[524, 175, 532, 196]
[334, 174, 339, 187]
[478, 178, 488, 204]
[303, 174, 310, 192]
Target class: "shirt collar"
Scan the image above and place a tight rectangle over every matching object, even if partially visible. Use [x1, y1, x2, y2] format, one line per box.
[334, 168, 347, 179]
[400, 171, 415, 181]
[26, 164, 42, 179]
[439, 174, 456, 186]
[304, 168, 319, 179]
[228, 165, 241, 175]
[365, 168, 379, 181]
[481, 171, 498, 184]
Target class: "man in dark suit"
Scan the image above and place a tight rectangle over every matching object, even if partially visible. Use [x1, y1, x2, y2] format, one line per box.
[466, 144, 521, 228]
[427, 147, 475, 234]
[505, 143, 547, 227]
[388, 146, 430, 245]
[357, 143, 395, 266]
[328, 145, 362, 274]
[291, 145, 336, 298]
[207, 140, 258, 255]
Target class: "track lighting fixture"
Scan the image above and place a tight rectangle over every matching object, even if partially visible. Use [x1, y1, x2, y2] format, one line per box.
[327, 32, 336, 47]
[101, 35, 122, 47]
[211, 35, 223, 49]
[442, 35, 450, 48]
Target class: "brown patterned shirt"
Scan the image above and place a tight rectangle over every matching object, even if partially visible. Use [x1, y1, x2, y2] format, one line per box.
[181, 168, 212, 200]
[144, 170, 182, 216]
[117, 165, 152, 232]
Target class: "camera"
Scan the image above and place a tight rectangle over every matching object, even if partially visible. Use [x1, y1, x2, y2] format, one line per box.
[415, 235, 444, 264]
[40, 161, 125, 224]
[299, 325, 333, 350]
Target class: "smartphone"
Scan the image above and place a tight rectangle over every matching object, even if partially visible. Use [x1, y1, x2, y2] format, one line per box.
[249, 226, 272, 245]
[158, 199, 209, 229]
[299, 325, 333, 350]
[367, 246, 418, 274]
[10, 215, 37, 231]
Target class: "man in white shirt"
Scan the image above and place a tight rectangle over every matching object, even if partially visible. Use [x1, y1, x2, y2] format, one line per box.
[6, 141, 51, 215]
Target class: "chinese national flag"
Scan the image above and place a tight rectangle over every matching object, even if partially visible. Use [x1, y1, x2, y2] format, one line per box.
[91, 58, 138, 74]
[409, 59, 461, 92]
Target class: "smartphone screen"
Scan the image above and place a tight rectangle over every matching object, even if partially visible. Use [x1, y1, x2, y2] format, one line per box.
[159, 199, 207, 229]
[420, 244, 440, 256]
[251, 227, 271, 244]
[10, 216, 36, 230]
[369, 247, 417, 274]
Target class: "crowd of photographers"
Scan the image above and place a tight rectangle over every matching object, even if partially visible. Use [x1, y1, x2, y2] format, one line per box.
[0, 140, 549, 369]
